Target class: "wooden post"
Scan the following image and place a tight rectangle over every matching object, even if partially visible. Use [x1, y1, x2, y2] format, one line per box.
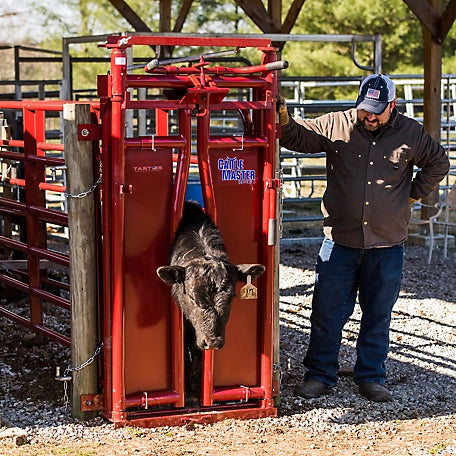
[63, 103, 98, 420]
[268, 0, 282, 31]
[422, 0, 442, 219]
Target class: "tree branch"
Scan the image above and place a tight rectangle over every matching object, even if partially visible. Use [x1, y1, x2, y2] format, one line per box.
[233, 0, 280, 33]
[281, 0, 307, 34]
[107, 0, 152, 32]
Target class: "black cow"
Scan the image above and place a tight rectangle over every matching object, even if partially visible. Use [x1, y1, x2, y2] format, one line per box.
[157, 201, 265, 350]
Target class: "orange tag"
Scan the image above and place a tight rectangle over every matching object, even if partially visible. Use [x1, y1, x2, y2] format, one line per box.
[240, 275, 257, 300]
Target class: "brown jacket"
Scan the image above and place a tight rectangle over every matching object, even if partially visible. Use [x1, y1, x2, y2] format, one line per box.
[280, 108, 450, 249]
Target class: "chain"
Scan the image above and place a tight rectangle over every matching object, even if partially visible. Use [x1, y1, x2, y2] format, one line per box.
[63, 378, 70, 410]
[57, 342, 104, 410]
[64, 342, 104, 376]
[64, 174, 102, 199]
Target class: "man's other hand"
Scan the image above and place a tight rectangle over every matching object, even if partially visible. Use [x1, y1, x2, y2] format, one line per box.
[276, 95, 290, 126]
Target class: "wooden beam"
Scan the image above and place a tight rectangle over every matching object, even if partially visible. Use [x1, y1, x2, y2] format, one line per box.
[268, 0, 282, 30]
[160, 0, 171, 32]
[422, 0, 443, 214]
[159, 0, 172, 58]
[423, 0, 443, 141]
[234, 0, 280, 33]
[441, 0, 456, 41]
[281, 0, 307, 34]
[107, 0, 152, 32]
[174, 0, 194, 33]
[402, 0, 441, 42]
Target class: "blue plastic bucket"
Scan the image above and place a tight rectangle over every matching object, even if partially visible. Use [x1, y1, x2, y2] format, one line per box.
[185, 174, 204, 206]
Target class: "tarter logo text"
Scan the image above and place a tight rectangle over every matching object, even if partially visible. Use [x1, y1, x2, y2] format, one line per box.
[132, 165, 163, 172]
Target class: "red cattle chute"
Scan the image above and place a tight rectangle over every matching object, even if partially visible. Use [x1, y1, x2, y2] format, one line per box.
[99, 35, 282, 427]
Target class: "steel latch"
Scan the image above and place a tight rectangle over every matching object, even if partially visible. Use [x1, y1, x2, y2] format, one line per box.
[266, 178, 282, 190]
[119, 184, 133, 194]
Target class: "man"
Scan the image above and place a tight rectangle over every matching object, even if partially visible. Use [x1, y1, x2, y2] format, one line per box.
[278, 74, 450, 402]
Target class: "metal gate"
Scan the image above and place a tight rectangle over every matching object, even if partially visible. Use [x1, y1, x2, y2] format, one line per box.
[0, 101, 100, 346]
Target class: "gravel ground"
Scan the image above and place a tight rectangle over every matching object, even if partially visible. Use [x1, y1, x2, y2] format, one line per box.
[1, 241, 456, 455]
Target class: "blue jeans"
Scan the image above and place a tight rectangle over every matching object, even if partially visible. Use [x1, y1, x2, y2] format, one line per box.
[304, 238, 403, 387]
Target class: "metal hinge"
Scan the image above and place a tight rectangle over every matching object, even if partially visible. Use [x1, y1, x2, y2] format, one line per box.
[80, 394, 104, 412]
[78, 124, 101, 141]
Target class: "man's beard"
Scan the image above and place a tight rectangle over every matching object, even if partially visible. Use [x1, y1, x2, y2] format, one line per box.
[360, 117, 382, 132]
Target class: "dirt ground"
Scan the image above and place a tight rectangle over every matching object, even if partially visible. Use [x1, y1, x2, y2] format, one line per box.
[1, 243, 456, 455]
[1, 415, 455, 455]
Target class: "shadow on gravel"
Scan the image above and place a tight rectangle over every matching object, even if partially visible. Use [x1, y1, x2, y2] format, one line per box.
[278, 243, 456, 425]
[278, 318, 456, 423]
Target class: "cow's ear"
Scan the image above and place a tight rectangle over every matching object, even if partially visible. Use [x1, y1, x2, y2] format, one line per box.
[157, 266, 185, 284]
[235, 264, 266, 282]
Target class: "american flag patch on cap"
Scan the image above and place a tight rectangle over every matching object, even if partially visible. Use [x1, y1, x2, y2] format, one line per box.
[367, 88, 381, 99]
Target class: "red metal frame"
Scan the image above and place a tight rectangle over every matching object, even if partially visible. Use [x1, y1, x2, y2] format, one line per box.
[100, 35, 281, 427]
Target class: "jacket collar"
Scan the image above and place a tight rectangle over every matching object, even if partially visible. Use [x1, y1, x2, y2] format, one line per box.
[387, 107, 400, 128]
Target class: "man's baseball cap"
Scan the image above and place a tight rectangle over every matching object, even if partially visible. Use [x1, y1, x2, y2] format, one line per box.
[355, 74, 396, 114]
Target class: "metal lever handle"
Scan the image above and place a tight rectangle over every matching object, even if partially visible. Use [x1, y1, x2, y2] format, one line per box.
[144, 49, 239, 71]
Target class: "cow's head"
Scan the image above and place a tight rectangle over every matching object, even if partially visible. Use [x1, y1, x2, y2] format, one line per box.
[157, 262, 265, 350]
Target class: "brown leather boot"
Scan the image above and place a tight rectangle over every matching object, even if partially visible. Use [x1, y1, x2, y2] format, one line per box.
[359, 383, 392, 402]
[294, 379, 331, 399]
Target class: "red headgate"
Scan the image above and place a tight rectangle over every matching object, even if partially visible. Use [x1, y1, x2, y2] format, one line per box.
[98, 35, 284, 427]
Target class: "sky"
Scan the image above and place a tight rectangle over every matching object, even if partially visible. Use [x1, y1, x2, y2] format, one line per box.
[0, 1, 40, 43]
[0, 0, 70, 45]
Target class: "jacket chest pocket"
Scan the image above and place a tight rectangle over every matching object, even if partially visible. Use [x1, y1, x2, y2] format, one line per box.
[328, 144, 367, 177]
[379, 146, 412, 183]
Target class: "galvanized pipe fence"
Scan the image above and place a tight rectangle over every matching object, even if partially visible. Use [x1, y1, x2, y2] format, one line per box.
[279, 74, 456, 244]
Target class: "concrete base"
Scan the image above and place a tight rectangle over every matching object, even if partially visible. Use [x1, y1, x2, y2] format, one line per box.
[407, 233, 455, 248]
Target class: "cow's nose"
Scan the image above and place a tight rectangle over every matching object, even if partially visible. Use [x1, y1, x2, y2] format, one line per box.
[202, 336, 224, 350]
